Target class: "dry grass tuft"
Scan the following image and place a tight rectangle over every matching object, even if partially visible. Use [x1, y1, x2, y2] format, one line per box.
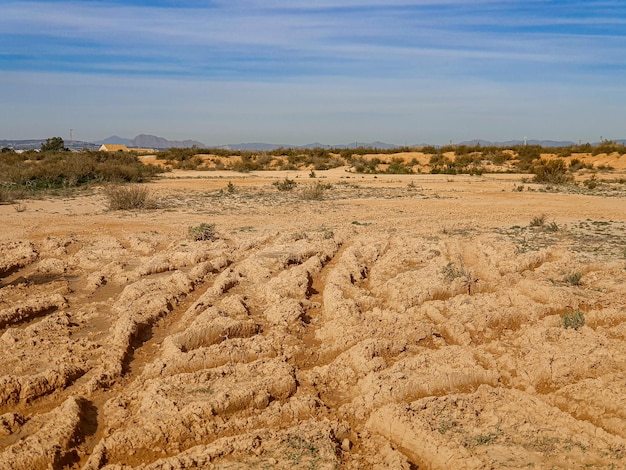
[301, 183, 329, 200]
[104, 185, 156, 210]
[188, 223, 217, 241]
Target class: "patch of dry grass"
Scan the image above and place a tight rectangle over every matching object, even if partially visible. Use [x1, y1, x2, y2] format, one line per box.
[104, 185, 157, 210]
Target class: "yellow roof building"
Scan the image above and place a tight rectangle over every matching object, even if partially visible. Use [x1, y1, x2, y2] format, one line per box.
[99, 144, 129, 152]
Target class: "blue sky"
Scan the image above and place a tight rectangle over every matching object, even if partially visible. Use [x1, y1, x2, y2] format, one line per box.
[1, 0, 625, 145]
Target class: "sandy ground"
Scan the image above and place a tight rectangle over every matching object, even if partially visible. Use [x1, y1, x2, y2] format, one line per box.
[1, 166, 625, 469]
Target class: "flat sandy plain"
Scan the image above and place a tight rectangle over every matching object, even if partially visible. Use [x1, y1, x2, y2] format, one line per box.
[1, 155, 626, 469]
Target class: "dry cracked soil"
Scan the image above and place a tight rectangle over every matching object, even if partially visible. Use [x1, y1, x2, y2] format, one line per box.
[1, 166, 625, 469]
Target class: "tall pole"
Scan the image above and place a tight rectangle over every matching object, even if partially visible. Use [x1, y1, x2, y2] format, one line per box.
[69, 128, 73, 147]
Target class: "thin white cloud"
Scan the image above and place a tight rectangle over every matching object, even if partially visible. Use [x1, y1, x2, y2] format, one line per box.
[2, 1, 625, 143]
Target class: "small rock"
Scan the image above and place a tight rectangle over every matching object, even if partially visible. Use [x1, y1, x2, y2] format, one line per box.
[342, 438, 351, 452]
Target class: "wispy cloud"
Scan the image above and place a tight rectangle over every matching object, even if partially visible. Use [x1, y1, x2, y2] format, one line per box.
[3, 0, 625, 78]
[1, 1, 625, 143]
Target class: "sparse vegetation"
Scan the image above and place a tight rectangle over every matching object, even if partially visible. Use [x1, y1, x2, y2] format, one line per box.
[532, 159, 573, 184]
[530, 214, 547, 227]
[0, 150, 163, 191]
[441, 259, 478, 294]
[564, 272, 582, 286]
[442, 261, 466, 282]
[188, 223, 217, 241]
[583, 175, 598, 189]
[301, 183, 328, 200]
[0, 186, 15, 204]
[529, 214, 558, 232]
[285, 434, 319, 466]
[562, 310, 585, 330]
[273, 177, 297, 191]
[135, 142, 624, 178]
[104, 185, 156, 210]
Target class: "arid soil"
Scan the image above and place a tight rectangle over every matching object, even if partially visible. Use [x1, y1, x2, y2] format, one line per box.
[1, 164, 625, 469]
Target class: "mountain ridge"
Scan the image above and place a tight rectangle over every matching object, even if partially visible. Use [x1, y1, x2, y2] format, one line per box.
[2, 135, 626, 151]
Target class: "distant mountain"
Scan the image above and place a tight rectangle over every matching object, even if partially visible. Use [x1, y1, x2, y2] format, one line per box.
[224, 143, 283, 151]
[223, 141, 398, 151]
[459, 139, 576, 148]
[97, 134, 206, 149]
[3, 136, 625, 152]
[131, 134, 205, 149]
[101, 135, 132, 146]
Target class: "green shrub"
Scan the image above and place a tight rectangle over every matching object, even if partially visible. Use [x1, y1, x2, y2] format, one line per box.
[188, 223, 217, 241]
[0, 150, 162, 190]
[583, 175, 598, 189]
[569, 158, 584, 171]
[441, 261, 466, 282]
[385, 158, 414, 174]
[562, 310, 585, 330]
[532, 159, 572, 184]
[41, 137, 66, 152]
[230, 154, 261, 172]
[516, 145, 542, 163]
[421, 145, 440, 155]
[591, 140, 626, 156]
[564, 272, 582, 286]
[273, 177, 297, 191]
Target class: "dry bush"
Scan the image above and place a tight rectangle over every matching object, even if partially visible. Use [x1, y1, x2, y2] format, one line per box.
[104, 185, 156, 210]
[532, 159, 573, 184]
[188, 223, 217, 241]
[529, 214, 547, 227]
[273, 177, 297, 191]
[0, 187, 14, 204]
[564, 272, 582, 286]
[301, 183, 329, 200]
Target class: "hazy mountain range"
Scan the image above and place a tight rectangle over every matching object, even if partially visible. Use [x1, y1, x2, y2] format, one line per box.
[2, 134, 625, 151]
[99, 134, 206, 149]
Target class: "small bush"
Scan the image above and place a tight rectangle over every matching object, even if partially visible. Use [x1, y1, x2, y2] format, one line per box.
[544, 221, 559, 232]
[301, 183, 328, 200]
[188, 223, 217, 241]
[569, 158, 584, 171]
[0, 187, 15, 204]
[562, 310, 585, 330]
[529, 214, 558, 232]
[529, 214, 546, 227]
[273, 177, 297, 191]
[104, 185, 155, 210]
[385, 158, 414, 174]
[441, 261, 466, 282]
[532, 159, 572, 184]
[564, 272, 582, 286]
[583, 176, 598, 189]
